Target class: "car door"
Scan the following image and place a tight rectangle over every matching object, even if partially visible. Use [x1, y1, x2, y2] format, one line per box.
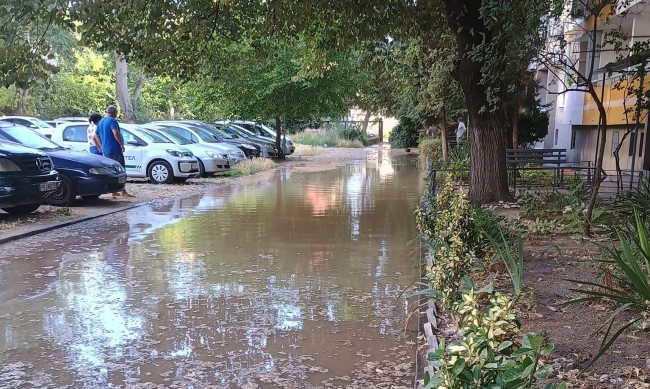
[120, 129, 145, 176]
[61, 124, 90, 152]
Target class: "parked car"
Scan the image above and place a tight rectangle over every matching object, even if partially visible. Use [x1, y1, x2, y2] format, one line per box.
[0, 140, 60, 214]
[213, 122, 279, 158]
[0, 116, 55, 139]
[52, 122, 200, 184]
[0, 122, 126, 206]
[142, 124, 241, 177]
[228, 120, 296, 154]
[151, 121, 262, 159]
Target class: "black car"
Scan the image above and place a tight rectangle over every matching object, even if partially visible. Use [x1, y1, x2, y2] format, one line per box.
[0, 123, 127, 206]
[0, 140, 60, 215]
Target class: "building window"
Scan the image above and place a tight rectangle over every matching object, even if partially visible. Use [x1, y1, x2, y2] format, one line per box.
[612, 131, 620, 154]
[640, 132, 645, 158]
[629, 133, 637, 157]
[570, 130, 577, 150]
[554, 129, 559, 146]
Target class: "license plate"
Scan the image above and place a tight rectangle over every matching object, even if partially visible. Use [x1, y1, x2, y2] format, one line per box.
[118, 176, 127, 184]
[39, 181, 58, 192]
[191, 163, 199, 170]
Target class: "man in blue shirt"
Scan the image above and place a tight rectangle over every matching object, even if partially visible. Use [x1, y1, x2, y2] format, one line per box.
[94, 105, 133, 197]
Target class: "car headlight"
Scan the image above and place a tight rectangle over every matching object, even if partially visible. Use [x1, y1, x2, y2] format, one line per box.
[240, 144, 256, 150]
[205, 151, 217, 158]
[0, 158, 21, 172]
[166, 149, 182, 157]
[89, 167, 112, 175]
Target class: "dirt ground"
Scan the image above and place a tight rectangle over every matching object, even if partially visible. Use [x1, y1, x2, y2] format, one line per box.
[0, 145, 378, 242]
[519, 231, 650, 388]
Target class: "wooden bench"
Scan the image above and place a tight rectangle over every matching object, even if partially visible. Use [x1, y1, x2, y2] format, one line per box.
[506, 148, 567, 188]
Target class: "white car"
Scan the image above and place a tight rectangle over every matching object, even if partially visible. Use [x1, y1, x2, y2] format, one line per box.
[51, 122, 200, 184]
[0, 116, 56, 139]
[142, 124, 245, 176]
[228, 120, 296, 155]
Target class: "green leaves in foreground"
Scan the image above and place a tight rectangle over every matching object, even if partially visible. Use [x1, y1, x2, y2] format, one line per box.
[564, 212, 650, 369]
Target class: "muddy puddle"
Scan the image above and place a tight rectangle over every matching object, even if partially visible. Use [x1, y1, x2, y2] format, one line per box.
[0, 148, 423, 388]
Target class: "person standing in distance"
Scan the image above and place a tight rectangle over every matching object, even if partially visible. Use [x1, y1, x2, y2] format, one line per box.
[87, 113, 103, 155]
[95, 105, 133, 197]
[456, 117, 466, 144]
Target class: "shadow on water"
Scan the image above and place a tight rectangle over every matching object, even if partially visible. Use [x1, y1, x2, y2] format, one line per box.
[0, 148, 422, 388]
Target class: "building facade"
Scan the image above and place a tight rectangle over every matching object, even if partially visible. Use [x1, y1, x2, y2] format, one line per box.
[537, 0, 650, 180]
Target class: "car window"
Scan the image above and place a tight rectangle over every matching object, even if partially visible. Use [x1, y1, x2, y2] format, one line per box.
[0, 126, 62, 150]
[137, 127, 172, 143]
[62, 125, 88, 142]
[157, 128, 192, 145]
[197, 123, 235, 140]
[164, 126, 192, 141]
[187, 125, 221, 142]
[121, 130, 140, 144]
[31, 118, 53, 129]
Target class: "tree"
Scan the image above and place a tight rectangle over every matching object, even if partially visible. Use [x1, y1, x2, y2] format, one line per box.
[71, 0, 548, 202]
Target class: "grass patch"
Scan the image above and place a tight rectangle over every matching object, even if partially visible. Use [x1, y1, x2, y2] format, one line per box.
[222, 158, 276, 177]
[292, 126, 365, 148]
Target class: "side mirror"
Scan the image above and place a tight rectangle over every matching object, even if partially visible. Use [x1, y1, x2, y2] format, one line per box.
[127, 140, 140, 146]
[29, 124, 38, 129]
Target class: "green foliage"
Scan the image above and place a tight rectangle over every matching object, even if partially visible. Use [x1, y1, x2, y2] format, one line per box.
[389, 116, 420, 149]
[425, 290, 554, 389]
[486, 230, 525, 296]
[611, 177, 650, 231]
[517, 110, 550, 147]
[291, 125, 365, 148]
[221, 158, 276, 178]
[565, 212, 650, 369]
[418, 138, 443, 169]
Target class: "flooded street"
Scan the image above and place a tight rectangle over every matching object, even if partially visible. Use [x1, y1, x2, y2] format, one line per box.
[0, 148, 423, 388]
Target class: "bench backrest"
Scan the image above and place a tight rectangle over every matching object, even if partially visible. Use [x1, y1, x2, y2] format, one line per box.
[506, 148, 567, 165]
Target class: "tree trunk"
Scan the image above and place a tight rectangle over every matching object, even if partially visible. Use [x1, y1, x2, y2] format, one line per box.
[362, 110, 371, 134]
[511, 105, 519, 149]
[441, 104, 449, 162]
[274, 115, 284, 159]
[115, 53, 135, 123]
[442, 0, 512, 203]
[467, 112, 512, 203]
[584, 97, 607, 236]
[15, 88, 28, 115]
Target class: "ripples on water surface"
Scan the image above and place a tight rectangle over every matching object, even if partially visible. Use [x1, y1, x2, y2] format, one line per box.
[0, 148, 423, 388]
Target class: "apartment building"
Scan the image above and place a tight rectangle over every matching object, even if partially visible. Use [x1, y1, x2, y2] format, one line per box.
[536, 0, 650, 180]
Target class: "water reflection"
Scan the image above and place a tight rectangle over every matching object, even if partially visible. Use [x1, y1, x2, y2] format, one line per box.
[0, 150, 422, 387]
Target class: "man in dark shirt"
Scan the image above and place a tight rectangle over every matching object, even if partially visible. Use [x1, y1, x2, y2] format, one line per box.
[94, 105, 133, 197]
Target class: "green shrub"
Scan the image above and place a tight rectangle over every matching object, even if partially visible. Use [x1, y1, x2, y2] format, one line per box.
[425, 290, 555, 389]
[291, 125, 365, 148]
[418, 138, 443, 168]
[389, 116, 420, 148]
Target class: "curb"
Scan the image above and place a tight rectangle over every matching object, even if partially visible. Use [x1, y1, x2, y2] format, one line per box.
[0, 202, 149, 245]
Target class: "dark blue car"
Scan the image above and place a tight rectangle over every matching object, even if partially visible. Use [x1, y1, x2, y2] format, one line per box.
[0, 140, 60, 214]
[0, 122, 127, 206]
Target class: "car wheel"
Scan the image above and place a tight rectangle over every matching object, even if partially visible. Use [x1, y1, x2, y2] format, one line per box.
[47, 175, 77, 206]
[1, 203, 41, 215]
[197, 159, 206, 177]
[148, 160, 174, 184]
[81, 195, 100, 200]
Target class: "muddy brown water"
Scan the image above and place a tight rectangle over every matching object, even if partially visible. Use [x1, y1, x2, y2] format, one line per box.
[0, 149, 422, 388]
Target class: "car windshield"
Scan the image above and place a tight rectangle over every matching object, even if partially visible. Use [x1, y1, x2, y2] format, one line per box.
[156, 128, 192, 145]
[0, 126, 63, 150]
[223, 126, 249, 138]
[134, 127, 172, 143]
[232, 125, 256, 137]
[185, 125, 221, 142]
[32, 118, 53, 129]
[195, 123, 236, 140]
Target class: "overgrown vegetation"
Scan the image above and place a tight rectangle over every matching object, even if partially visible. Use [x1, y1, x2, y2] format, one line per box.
[417, 179, 559, 388]
[221, 158, 276, 177]
[291, 124, 366, 148]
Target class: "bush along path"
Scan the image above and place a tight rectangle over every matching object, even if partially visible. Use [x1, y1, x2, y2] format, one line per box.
[414, 173, 650, 388]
